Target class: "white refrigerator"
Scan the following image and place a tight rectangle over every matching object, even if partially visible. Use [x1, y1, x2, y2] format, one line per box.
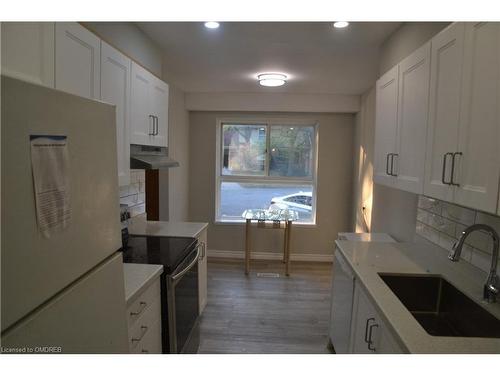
[1, 76, 129, 353]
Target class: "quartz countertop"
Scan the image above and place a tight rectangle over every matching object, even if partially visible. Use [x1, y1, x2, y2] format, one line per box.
[335, 238, 500, 353]
[128, 216, 208, 238]
[123, 263, 163, 304]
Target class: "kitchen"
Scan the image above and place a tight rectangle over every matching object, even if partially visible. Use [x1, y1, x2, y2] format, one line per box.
[1, 1, 499, 373]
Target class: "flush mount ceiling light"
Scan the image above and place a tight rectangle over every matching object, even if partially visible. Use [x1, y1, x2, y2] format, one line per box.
[333, 21, 349, 29]
[204, 21, 220, 29]
[258, 73, 287, 87]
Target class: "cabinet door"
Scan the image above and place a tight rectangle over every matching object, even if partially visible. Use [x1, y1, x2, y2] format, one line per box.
[198, 228, 208, 315]
[454, 23, 500, 213]
[130, 62, 154, 145]
[350, 283, 404, 354]
[55, 22, 100, 99]
[151, 77, 169, 147]
[393, 42, 431, 194]
[1, 22, 55, 87]
[424, 23, 465, 201]
[374, 65, 399, 187]
[350, 284, 379, 354]
[101, 42, 131, 187]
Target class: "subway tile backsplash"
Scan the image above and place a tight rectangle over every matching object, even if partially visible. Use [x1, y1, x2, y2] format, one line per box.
[416, 196, 499, 274]
[119, 170, 145, 217]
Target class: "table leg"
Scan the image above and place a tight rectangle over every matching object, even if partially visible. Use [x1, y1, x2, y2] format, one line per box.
[245, 219, 251, 275]
[282, 221, 288, 263]
[285, 220, 292, 276]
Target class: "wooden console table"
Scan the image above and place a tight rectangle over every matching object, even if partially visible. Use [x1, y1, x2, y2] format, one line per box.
[242, 209, 298, 276]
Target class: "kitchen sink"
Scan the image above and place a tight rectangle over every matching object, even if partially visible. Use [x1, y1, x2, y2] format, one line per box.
[379, 274, 500, 338]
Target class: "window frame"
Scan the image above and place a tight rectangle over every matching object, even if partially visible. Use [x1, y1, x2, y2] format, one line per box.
[215, 117, 319, 225]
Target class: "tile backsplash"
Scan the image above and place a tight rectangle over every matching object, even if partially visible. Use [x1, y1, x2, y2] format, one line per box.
[119, 170, 145, 217]
[416, 196, 500, 274]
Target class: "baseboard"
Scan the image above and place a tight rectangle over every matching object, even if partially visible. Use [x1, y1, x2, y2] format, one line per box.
[207, 249, 333, 262]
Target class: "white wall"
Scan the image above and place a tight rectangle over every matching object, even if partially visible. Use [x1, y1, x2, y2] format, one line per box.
[164, 84, 190, 221]
[379, 22, 450, 75]
[189, 111, 355, 256]
[352, 87, 375, 233]
[185, 92, 360, 113]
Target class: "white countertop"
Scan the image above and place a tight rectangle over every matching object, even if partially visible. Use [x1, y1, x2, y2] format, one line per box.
[123, 263, 163, 304]
[335, 238, 500, 353]
[128, 216, 208, 238]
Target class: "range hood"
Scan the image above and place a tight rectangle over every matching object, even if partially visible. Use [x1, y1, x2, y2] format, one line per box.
[130, 144, 179, 169]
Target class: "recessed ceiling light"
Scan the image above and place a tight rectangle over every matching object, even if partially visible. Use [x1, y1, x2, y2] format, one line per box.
[204, 21, 220, 29]
[333, 21, 349, 29]
[258, 73, 287, 87]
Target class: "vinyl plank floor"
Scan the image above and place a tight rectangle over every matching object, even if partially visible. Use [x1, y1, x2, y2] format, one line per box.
[196, 258, 333, 354]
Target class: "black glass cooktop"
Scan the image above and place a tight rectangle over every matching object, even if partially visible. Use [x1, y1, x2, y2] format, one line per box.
[122, 236, 197, 274]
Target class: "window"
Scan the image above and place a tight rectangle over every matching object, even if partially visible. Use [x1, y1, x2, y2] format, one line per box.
[216, 119, 318, 224]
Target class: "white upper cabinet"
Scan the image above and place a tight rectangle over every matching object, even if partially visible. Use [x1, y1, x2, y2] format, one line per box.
[424, 23, 465, 202]
[55, 23, 100, 99]
[101, 41, 132, 187]
[130, 61, 169, 147]
[454, 22, 500, 213]
[130, 62, 154, 145]
[393, 42, 431, 194]
[373, 65, 399, 188]
[151, 78, 169, 147]
[1, 22, 55, 87]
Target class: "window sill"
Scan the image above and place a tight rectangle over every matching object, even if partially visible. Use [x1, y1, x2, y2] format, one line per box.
[214, 220, 317, 228]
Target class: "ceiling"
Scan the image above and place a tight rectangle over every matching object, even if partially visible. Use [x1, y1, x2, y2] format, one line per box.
[137, 22, 402, 95]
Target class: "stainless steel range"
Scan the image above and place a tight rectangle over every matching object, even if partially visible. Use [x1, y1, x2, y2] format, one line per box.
[122, 235, 201, 353]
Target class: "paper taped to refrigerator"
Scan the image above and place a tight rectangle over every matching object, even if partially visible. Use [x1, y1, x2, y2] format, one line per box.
[30, 135, 71, 237]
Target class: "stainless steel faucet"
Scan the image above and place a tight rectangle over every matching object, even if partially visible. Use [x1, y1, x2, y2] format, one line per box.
[449, 224, 499, 303]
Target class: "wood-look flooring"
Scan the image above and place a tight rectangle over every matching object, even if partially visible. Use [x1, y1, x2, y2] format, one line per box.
[196, 258, 333, 354]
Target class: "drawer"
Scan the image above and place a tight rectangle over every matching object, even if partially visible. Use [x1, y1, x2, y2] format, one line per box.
[126, 278, 161, 328]
[130, 317, 162, 354]
[128, 296, 161, 352]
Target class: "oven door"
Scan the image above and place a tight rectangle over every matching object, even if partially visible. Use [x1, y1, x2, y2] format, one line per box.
[166, 243, 201, 353]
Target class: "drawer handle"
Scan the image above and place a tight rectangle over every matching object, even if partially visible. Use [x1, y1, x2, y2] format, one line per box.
[130, 301, 147, 317]
[141, 349, 149, 354]
[131, 325, 149, 343]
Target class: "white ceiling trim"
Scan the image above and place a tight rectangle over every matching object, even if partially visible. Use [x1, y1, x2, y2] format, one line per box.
[185, 92, 360, 113]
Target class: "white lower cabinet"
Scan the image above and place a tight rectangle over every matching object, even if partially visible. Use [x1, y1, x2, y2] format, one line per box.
[197, 228, 208, 314]
[1, 22, 55, 87]
[126, 278, 162, 354]
[349, 281, 404, 354]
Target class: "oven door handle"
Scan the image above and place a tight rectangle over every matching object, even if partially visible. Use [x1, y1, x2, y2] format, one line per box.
[171, 243, 201, 285]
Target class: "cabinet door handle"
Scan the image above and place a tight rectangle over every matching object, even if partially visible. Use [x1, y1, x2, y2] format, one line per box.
[386, 154, 391, 176]
[364, 317, 375, 343]
[367, 322, 379, 352]
[154, 116, 159, 136]
[450, 152, 462, 186]
[442, 152, 453, 185]
[131, 325, 149, 343]
[390, 153, 398, 176]
[148, 115, 155, 135]
[130, 301, 147, 317]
